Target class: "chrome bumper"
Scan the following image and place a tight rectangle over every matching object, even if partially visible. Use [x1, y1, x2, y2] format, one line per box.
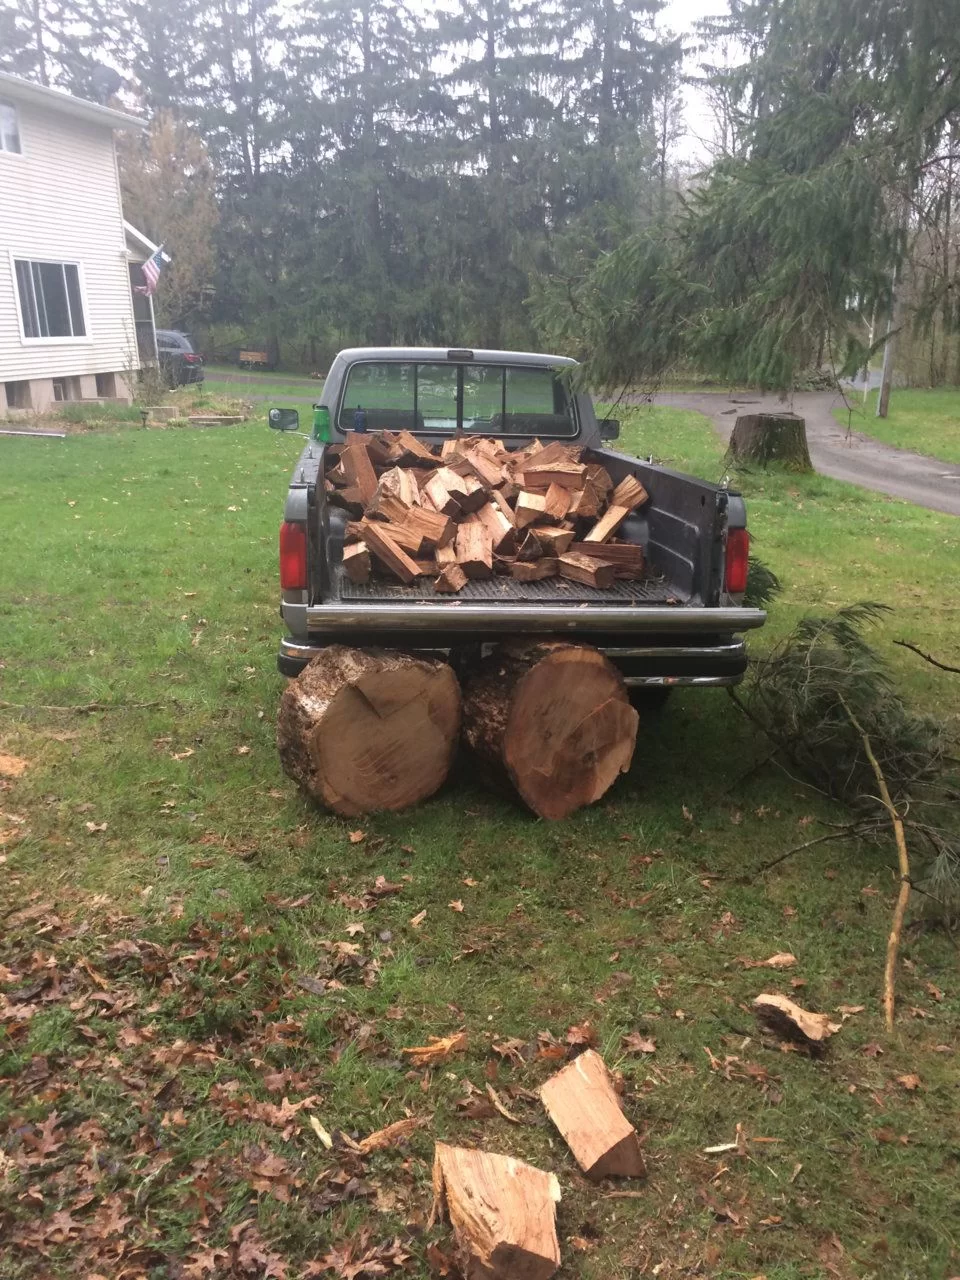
[303, 602, 766, 634]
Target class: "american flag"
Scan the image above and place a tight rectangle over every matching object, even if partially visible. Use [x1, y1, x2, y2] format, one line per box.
[134, 245, 168, 297]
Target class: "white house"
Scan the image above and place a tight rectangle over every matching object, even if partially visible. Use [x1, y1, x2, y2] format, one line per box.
[0, 72, 150, 414]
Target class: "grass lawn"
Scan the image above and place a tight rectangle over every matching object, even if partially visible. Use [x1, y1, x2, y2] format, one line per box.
[1, 404, 958, 1279]
[834, 386, 960, 464]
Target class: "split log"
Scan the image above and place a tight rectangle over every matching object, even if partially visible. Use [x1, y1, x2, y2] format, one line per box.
[277, 646, 461, 815]
[570, 541, 645, 579]
[559, 552, 616, 588]
[362, 522, 422, 584]
[341, 442, 379, 506]
[542, 483, 571, 521]
[432, 1143, 561, 1280]
[461, 640, 639, 820]
[514, 492, 547, 528]
[727, 413, 813, 472]
[534, 527, 575, 556]
[540, 1049, 646, 1181]
[610, 475, 649, 511]
[435, 563, 469, 594]
[583, 505, 629, 544]
[342, 541, 371, 584]
[753, 994, 840, 1052]
[456, 523, 494, 579]
[510, 558, 558, 581]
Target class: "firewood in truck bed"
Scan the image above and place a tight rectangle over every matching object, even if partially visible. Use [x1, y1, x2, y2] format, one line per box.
[321, 431, 649, 594]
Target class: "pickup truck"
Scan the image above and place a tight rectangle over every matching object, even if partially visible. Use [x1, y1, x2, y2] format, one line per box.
[271, 347, 766, 689]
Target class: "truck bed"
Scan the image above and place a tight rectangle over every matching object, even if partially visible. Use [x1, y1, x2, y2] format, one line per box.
[334, 565, 686, 606]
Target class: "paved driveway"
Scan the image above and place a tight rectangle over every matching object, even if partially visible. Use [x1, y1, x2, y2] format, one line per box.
[651, 390, 960, 518]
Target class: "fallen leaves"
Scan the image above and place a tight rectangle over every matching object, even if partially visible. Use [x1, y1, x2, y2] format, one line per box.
[348, 830, 366, 844]
[448, 899, 464, 913]
[896, 1073, 921, 1091]
[621, 1032, 657, 1055]
[84, 821, 108, 835]
[400, 1031, 468, 1066]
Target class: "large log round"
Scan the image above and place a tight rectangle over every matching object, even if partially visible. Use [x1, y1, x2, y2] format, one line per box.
[461, 640, 639, 820]
[727, 413, 813, 472]
[278, 646, 461, 815]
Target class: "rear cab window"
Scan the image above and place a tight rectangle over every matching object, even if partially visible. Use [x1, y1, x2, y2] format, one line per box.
[337, 360, 578, 437]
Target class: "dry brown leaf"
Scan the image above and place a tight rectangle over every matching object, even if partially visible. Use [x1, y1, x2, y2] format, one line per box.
[84, 821, 108, 835]
[622, 1032, 656, 1055]
[448, 899, 465, 913]
[401, 1031, 467, 1066]
[348, 830, 366, 844]
[837, 1004, 866, 1017]
[485, 1083, 522, 1124]
[896, 1073, 921, 1091]
[409, 909, 427, 929]
[462, 876, 479, 887]
[357, 1116, 422, 1154]
[861, 1042, 884, 1058]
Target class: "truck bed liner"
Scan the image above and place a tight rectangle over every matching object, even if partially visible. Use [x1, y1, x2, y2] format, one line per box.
[333, 568, 688, 606]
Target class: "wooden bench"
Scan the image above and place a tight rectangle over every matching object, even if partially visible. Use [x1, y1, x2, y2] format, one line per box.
[239, 349, 270, 369]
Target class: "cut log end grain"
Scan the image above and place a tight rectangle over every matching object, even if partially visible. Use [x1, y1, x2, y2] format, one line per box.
[433, 1143, 561, 1280]
[461, 640, 639, 820]
[277, 646, 461, 815]
[540, 1049, 646, 1181]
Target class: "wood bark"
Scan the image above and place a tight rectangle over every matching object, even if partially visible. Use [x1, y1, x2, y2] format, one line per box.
[540, 1049, 646, 1180]
[278, 646, 461, 815]
[461, 640, 639, 820]
[753, 994, 840, 1052]
[727, 414, 813, 472]
[432, 1143, 561, 1280]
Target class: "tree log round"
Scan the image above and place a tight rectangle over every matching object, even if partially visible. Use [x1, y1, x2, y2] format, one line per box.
[727, 413, 813, 471]
[461, 640, 638, 820]
[278, 646, 461, 815]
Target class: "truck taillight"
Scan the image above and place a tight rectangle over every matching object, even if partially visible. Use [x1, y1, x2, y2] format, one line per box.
[279, 521, 307, 590]
[725, 527, 749, 595]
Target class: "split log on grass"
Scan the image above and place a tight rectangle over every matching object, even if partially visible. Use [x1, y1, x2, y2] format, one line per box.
[753, 994, 840, 1053]
[461, 640, 639, 820]
[278, 646, 461, 815]
[539, 1048, 646, 1180]
[432, 1143, 561, 1280]
[727, 413, 813, 472]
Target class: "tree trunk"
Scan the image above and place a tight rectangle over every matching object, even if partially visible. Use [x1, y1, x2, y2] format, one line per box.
[461, 640, 638, 821]
[277, 646, 461, 815]
[727, 413, 813, 471]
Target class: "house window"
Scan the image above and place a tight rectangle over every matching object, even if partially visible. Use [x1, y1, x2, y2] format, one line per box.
[0, 100, 21, 154]
[14, 259, 87, 339]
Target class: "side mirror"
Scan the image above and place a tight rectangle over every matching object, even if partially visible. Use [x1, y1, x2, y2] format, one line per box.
[269, 407, 300, 432]
[599, 417, 620, 441]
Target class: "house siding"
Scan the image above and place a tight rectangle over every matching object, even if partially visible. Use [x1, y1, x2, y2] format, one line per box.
[0, 98, 140, 385]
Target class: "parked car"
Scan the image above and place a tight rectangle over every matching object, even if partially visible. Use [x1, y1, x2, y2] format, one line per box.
[156, 330, 204, 386]
[269, 347, 766, 691]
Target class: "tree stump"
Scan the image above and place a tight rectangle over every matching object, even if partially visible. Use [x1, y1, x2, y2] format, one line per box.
[727, 413, 813, 472]
[461, 640, 639, 820]
[277, 645, 461, 815]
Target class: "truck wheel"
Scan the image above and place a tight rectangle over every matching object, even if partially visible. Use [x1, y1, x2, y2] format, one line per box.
[629, 687, 673, 712]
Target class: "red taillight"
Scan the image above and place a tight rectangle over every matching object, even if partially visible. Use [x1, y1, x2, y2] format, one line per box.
[279, 521, 307, 590]
[184, 353, 201, 364]
[725, 527, 749, 594]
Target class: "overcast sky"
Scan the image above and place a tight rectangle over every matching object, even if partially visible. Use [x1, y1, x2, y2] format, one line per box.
[657, 0, 729, 165]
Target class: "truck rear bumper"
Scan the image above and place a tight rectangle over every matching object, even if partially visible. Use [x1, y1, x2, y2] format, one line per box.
[303, 602, 766, 635]
[278, 634, 751, 685]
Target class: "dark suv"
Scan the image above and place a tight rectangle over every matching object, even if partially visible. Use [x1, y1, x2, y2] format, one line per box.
[156, 330, 205, 387]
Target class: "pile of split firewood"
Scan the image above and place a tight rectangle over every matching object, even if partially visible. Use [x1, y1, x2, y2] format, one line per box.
[323, 429, 649, 593]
